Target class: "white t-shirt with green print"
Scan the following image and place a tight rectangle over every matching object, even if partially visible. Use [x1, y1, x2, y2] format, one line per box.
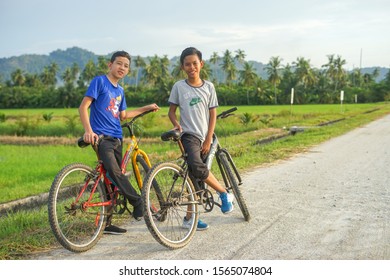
[168, 79, 219, 142]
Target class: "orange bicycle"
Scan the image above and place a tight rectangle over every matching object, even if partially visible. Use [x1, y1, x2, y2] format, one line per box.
[48, 109, 162, 252]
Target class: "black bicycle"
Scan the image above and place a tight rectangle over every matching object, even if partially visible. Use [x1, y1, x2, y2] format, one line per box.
[141, 107, 250, 249]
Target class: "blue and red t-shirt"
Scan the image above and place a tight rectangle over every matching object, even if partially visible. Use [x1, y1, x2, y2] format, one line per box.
[85, 75, 127, 139]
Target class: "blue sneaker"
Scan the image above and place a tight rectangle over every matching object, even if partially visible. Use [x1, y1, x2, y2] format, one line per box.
[182, 217, 209, 231]
[220, 192, 234, 214]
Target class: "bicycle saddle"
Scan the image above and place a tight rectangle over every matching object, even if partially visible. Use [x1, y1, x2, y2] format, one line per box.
[78, 137, 90, 148]
[161, 129, 181, 141]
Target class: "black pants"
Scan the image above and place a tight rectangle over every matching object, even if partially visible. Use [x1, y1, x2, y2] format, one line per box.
[181, 134, 209, 181]
[98, 137, 141, 224]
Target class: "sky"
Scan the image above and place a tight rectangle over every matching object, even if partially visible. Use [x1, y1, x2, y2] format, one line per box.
[1, 0, 389, 69]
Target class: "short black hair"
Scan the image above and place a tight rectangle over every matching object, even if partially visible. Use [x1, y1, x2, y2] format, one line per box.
[180, 47, 202, 65]
[110, 51, 131, 63]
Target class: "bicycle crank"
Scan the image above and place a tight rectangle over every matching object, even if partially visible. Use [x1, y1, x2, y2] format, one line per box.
[200, 189, 214, 212]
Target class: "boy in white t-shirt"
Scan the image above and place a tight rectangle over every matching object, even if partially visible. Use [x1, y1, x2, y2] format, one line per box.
[168, 47, 234, 231]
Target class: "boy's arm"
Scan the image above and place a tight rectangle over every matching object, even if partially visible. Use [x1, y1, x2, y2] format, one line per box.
[120, 103, 159, 121]
[202, 107, 217, 154]
[168, 104, 182, 131]
[78, 96, 98, 144]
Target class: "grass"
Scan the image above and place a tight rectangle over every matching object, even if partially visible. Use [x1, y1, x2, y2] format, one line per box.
[0, 103, 389, 259]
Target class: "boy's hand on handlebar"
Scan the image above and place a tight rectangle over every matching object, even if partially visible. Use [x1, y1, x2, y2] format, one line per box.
[83, 132, 99, 145]
[148, 103, 160, 112]
[173, 125, 182, 132]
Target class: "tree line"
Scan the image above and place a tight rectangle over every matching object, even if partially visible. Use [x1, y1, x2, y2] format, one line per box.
[0, 49, 389, 109]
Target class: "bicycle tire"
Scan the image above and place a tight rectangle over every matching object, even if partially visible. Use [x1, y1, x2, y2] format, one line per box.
[142, 162, 198, 249]
[219, 153, 251, 221]
[136, 155, 165, 216]
[48, 163, 107, 252]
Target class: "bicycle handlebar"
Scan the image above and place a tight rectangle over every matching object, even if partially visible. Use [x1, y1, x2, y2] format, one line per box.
[121, 109, 155, 128]
[217, 107, 237, 119]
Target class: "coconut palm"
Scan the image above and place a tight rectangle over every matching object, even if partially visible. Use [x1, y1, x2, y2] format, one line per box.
[293, 57, 317, 103]
[209, 52, 220, 83]
[134, 56, 146, 90]
[235, 49, 246, 65]
[265, 56, 283, 104]
[171, 59, 186, 80]
[221, 49, 237, 86]
[11, 69, 26, 86]
[239, 62, 258, 104]
[40, 63, 58, 87]
[80, 60, 97, 85]
[293, 57, 317, 88]
[200, 62, 211, 80]
[322, 54, 347, 91]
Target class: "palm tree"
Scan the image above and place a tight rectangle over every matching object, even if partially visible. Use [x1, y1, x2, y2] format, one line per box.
[62, 68, 73, 85]
[80, 60, 97, 86]
[235, 49, 246, 65]
[143, 56, 159, 87]
[171, 59, 185, 80]
[40, 63, 58, 87]
[239, 62, 257, 86]
[134, 56, 146, 90]
[372, 68, 380, 82]
[143, 55, 171, 90]
[209, 52, 219, 83]
[11, 69, 26, 86]
[96, 56, 109, 76]
[239, 62, 258, 104]
[221, 49, 237, 86]
[62, 63, 79, 87]
[200, 62, 211, 80]
[25, 73, 42, 87]
[333, 55, 347, 91]
[265, 56, 283, 104]
[293, 57, 317, 88]
[293, 57, 317, 103]
[322, 54, 346, 91]
[350, 68, 363, 87]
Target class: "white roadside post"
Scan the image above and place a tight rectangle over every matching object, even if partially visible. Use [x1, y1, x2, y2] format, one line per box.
[290, 88, 294, 114]
[340, 90, 344, 113]
[288, 88, 294, 126]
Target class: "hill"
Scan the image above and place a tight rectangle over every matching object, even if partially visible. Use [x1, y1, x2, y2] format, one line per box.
[0, 46, 387, 83]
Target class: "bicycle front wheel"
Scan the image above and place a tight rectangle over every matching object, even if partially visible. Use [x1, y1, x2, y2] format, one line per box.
[142, 162, 198, 249]
[219, 153, 251, 221]
[48, 163, 107, 252]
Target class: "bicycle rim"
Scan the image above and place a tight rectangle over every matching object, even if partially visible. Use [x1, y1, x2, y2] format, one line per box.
[219, 153, 251, 221]
[48, 163, 107, 252]
[142, 162, 198, 249]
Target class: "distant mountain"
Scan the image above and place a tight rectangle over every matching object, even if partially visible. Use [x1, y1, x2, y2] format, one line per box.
[0, 47, 98, 81]
[0, 46, 388, 83]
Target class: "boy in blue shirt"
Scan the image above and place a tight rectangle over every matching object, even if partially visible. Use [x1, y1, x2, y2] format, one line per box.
[79, 50, 159, 234]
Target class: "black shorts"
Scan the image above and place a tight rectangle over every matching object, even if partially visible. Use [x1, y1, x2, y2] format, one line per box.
[181, 133, 209, 181]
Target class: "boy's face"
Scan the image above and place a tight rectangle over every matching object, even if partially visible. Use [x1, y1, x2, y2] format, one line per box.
[108, 56, 130, 80]
[181, 54, 204, 79]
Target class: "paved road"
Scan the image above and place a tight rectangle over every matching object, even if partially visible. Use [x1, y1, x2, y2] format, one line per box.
[35, 114, 390, 260]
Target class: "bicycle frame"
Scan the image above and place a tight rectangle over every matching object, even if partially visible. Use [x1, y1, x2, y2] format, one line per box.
[121, 134, 152, 189]
[141, 107, 250, 250]
[164, 107, 242, 206]
[76, 110, 154, 213]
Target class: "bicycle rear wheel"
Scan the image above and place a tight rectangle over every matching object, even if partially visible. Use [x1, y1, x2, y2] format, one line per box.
[219, 152, 251, 221]
[48, 163, 107, 252]
[142, 162, 198, 249]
